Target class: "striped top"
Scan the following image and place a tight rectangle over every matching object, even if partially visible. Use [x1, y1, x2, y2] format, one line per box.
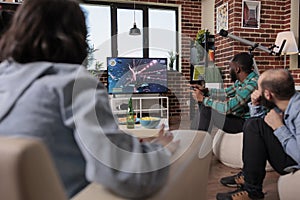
[202, 71, 259, 119]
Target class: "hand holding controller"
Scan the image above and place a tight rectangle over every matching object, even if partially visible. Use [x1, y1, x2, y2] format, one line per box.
[190, 85, 209, 97]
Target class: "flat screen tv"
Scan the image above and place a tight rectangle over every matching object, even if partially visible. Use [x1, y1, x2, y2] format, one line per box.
[107, 57, 168, 94]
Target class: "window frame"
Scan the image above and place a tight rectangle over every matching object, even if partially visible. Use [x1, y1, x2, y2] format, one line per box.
[83, 1, 179, 71]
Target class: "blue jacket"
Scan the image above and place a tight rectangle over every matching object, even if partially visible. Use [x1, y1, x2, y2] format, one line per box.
[274, 92, 300, 169]
[249, 92, 300, 169]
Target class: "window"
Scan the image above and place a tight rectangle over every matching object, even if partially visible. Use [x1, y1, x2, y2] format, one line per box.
[149, 9, 177, 69]
[117, 8, 143, 57]
[81, 4, 111, 70]
[82, 1, 179, 71]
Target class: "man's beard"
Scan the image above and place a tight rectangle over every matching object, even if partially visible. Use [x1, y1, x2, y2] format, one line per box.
[230, 69, 237, 82]
[261, 93, 276, 109]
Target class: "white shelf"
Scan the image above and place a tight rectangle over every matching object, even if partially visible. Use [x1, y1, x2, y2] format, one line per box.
[110, 95, 169, 124]
[119, 118, 169, 138]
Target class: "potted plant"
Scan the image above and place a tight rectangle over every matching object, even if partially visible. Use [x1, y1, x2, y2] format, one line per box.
[168, 51, 177, 70]
[85, 42, 103, 77]
[195, 29, 210, 44]
[194, 29, 210, 62]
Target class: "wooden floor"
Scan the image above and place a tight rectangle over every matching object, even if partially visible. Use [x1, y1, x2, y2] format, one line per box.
[206, 155, 280, 200]
[169, 117, 280, 200]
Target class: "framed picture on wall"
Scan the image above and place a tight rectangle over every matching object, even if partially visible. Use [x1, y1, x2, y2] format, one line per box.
[242, 0, 261, 29]
[216, 3, 228, 34]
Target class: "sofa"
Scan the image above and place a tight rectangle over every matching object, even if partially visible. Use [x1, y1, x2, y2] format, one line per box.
[72, 130, 213, 200]
[0, 130, 213, 200]
[278, 170, 300, 200]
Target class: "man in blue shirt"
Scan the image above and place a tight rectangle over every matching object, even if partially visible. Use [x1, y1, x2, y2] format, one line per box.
[217, 69, 300, 200]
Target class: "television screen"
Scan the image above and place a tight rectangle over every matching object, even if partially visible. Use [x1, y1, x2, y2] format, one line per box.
[107, 57, 168, 94]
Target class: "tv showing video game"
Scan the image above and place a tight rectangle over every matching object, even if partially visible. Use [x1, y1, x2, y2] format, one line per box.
[107, 57, 168, 94]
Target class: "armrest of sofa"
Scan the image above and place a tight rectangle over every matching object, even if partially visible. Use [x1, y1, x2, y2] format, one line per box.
[72, 130, 212, 200]
[71, 183, 123, 200]
[278, 170, 300, 200]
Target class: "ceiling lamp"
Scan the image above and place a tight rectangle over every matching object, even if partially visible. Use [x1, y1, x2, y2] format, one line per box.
[129, 1, 141, 36]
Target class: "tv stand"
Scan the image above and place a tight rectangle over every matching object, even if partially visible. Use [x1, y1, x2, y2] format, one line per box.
[110, 95, 169, 126]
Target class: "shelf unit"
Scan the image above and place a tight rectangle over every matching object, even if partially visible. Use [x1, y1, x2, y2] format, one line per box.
[190, 31, 215, 82]
[190, 30, 215, 119]
[110, 95, 169, 123]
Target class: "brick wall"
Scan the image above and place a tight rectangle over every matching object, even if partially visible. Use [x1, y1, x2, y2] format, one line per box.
[215, 0, 293, 87]
[100, 0, 296, 120]
[290, 69, 300, 85]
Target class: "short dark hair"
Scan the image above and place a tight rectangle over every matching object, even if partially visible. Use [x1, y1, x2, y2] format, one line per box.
[231, 52, 253, 74]
[0, 0, 88, 65]
[0, 10, 14, 36]
[261, 69, 295, 100]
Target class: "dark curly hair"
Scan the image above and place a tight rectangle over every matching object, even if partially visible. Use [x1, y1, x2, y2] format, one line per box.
[0, 0, 88, 64]
[231, 52, 254, 74]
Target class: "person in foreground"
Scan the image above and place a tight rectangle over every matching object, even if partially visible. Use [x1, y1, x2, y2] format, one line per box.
[191, 52, 258, 133]
[0, 0, 179, 198]
[217, 69, 300, 200]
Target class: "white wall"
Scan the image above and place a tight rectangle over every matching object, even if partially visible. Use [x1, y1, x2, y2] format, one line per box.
[290, 0, 299, 69]
[201, 0, 215, 34]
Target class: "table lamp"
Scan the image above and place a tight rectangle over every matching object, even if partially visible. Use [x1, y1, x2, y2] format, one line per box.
[274, 31, 299, 68]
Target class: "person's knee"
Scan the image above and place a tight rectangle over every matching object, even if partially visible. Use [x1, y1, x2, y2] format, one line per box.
[199, 105, 211, 116]
[243, 117, 264, 134]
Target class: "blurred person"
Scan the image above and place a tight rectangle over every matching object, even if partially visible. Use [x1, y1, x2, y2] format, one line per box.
[217, 69, 299, 200]
[191, 52, 258, 133]
[0, 0, 178, 198]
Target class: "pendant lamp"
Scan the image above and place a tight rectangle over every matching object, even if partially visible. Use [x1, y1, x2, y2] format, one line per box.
[129, 1, 141, 36]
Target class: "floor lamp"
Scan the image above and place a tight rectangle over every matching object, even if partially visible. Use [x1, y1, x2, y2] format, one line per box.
[274, 31, 299, 68]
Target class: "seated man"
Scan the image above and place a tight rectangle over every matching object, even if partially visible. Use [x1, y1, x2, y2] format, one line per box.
[191, 52, 258, 133]
[217, 69, 300, 200]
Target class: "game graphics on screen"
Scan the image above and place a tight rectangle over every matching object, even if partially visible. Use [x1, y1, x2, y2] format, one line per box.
[107, 57, 168, 94]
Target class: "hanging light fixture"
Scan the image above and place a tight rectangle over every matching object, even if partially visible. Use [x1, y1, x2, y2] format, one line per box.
[129, 1, 141, 36]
